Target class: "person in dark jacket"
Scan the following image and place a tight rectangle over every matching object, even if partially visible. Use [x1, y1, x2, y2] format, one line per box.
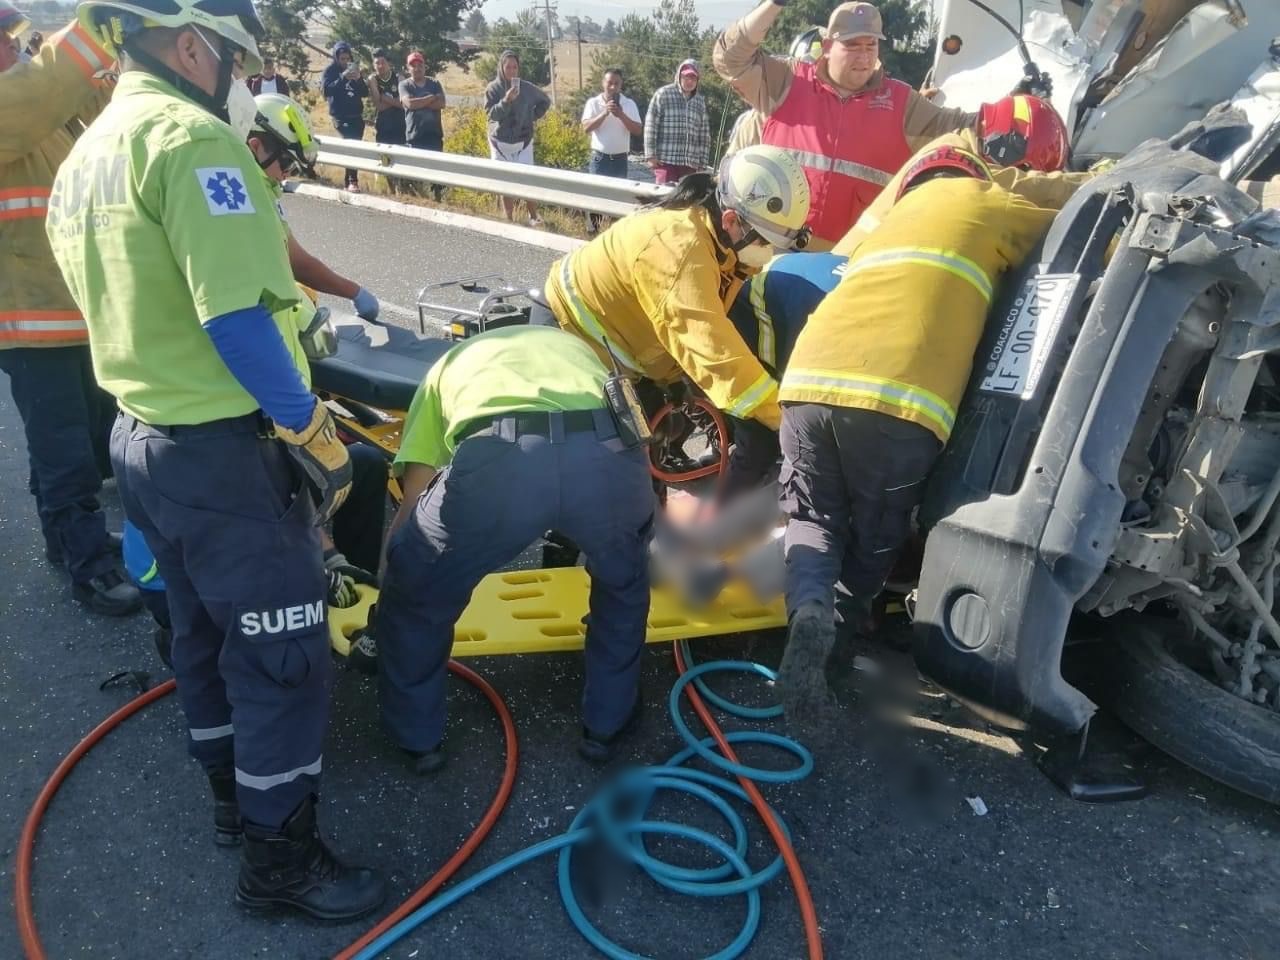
[322, 40, 367, 192]
[483, 49, 550, 225]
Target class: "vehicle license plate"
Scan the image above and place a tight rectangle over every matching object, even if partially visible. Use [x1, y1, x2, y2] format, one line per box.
[979, 274, 1080, 399]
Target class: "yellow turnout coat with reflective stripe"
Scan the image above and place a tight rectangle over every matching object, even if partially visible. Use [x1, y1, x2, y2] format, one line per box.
[545, 204, 782, 429]
[781, 176, 1061, 442]
[831, 128, 1091, 257]
[0, 21, 115, 348]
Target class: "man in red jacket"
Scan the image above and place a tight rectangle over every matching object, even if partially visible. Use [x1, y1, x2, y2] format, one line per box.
[714, 1, 978, 249]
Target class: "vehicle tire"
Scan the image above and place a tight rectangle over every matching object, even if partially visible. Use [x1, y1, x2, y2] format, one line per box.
[1092, 617, 1280, 804]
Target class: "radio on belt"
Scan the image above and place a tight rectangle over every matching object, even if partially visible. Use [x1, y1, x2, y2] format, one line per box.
[601, 338, 652, 449]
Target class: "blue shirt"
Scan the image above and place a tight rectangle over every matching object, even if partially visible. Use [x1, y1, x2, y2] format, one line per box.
[728, 252, 848, 378]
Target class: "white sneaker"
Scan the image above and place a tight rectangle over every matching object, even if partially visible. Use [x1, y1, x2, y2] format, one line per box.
[528, 216, 544, 227]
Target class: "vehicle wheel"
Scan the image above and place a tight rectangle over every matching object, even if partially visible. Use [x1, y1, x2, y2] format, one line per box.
[1092, 617, 1280, 804]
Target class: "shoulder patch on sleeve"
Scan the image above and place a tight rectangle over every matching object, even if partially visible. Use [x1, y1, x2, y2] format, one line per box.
[196, 167, 257, 216]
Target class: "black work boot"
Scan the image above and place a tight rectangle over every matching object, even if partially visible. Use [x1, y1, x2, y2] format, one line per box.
[72, 568, 143, 616]
[236, 795, 386, 922]
[777, 601, 838, 722]
[579, 695, 643, 764]
[208, 769, 242, 847]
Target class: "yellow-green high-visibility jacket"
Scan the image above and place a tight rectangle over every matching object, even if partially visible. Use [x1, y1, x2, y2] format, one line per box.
[781, 176, 1061, 443]
[0, 20, 115, 348]
[544, 204, 782, 429]
[832, 128, 1091, 257]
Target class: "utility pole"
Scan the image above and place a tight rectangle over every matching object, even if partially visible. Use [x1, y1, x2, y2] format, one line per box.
[543, 0, 557, 108]
[576, 20, 583, 91]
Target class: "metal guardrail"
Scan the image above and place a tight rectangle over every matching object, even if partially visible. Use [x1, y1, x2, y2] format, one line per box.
[315, 135, 672, 217]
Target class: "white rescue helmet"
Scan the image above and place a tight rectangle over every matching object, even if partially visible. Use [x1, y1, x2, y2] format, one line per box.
[717, 144, 812, 250]
[78, 0, 265, 74]
[250, 92, 318, 175]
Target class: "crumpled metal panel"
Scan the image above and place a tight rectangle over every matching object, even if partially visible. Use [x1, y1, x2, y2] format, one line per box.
[1075, 2, 1280, 158]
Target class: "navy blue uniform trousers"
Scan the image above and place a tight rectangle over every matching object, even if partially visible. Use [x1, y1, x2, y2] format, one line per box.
[111, 412, 330, 830]
[0, 345, 116, 582]
[780, 404, 941, 621]
[378, 410, 654, 752]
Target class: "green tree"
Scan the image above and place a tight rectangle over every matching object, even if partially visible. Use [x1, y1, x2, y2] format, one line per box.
[475, 17, 551, 87]
[768, 0, 935, 86]
[256, 0, 483, 83]
[465, 9, 488, 38]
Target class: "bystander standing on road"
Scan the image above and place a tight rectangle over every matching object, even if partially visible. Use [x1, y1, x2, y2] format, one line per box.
[484, 49, 550, 226]
[400, 50, 445, 200]
[643, 59, 710, 184]
[19, 26, 37, 60]
[322, 40, 367, 192]
[580, 66, 641, 234]
[248, 54, 287, 95]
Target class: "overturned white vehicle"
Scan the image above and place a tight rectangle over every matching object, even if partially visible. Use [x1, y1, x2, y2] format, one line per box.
[911, 0, 1280, 803]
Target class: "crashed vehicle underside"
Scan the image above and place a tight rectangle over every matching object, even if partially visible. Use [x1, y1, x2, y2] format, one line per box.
[655, 2, 1280, 803]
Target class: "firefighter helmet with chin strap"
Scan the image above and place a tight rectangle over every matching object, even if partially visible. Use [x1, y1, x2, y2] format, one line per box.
[716, 144, 812, 252]
[250, 92, 317, 175]
[979, 94, 1069, 172]
[896, 145, 992, 200]
[0, 1, 30, 38]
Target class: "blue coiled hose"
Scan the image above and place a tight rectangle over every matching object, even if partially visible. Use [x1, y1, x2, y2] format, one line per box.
[353, 641, 813, 960]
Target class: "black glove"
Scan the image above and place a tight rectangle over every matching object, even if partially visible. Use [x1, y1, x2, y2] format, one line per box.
[324, 548, 376, 608]
[1012, 68, 1052, 100]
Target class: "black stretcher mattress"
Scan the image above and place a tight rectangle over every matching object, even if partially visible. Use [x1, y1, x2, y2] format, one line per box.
[310, 317, 452, 411]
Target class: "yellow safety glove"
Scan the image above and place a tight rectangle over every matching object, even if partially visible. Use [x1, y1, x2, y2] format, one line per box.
[274, 401, 353, 524]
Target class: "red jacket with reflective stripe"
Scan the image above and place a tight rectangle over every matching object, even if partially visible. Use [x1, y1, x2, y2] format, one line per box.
[1, 22, 114, 348]
[762, 63, 912, 245]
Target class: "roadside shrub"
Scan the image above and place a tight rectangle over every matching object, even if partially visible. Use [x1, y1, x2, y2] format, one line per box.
[444, 105, 590, 172]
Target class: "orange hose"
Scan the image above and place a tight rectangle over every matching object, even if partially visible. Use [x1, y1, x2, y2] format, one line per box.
[672, 643, 824, 960]
[334, 660, 519, 960]
[17, 677, 179, 960]
[648, 399, 730, 489]
[15, 662, 519, 960]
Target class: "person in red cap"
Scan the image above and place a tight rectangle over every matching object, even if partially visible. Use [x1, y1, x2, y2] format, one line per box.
[643, 58, 711, 184]
[400, 49, 446, 199]
[714, 1, 980, 248]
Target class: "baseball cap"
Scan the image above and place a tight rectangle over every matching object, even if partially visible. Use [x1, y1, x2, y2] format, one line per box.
[825, 2, 885, 42]
[406, 51, 425, 66]
[679, 63, 699, 77]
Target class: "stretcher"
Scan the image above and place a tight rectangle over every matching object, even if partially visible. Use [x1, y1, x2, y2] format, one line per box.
[307, 288, 794, 659]
[328, 569, 788, 657]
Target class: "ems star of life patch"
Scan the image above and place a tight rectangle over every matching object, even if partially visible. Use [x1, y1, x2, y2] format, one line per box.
[196, 167, 256, 216]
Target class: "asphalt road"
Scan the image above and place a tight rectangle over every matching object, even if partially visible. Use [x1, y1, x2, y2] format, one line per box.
[2, 195, 1279, 960]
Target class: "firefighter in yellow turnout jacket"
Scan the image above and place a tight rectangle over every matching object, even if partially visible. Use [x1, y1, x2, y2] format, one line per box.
[773, 144, 1072, 717]
[0, 9, 143, 615]
[541, 145, 812, 433]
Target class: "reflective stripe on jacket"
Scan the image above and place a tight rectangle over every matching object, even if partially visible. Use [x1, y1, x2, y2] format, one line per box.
[762, 63, 912, 244]
[781, 177, 1063, 442]
[1, 21, 114, 348]
[833, 129, 1094, 257]
[544, 204, 782, 429]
